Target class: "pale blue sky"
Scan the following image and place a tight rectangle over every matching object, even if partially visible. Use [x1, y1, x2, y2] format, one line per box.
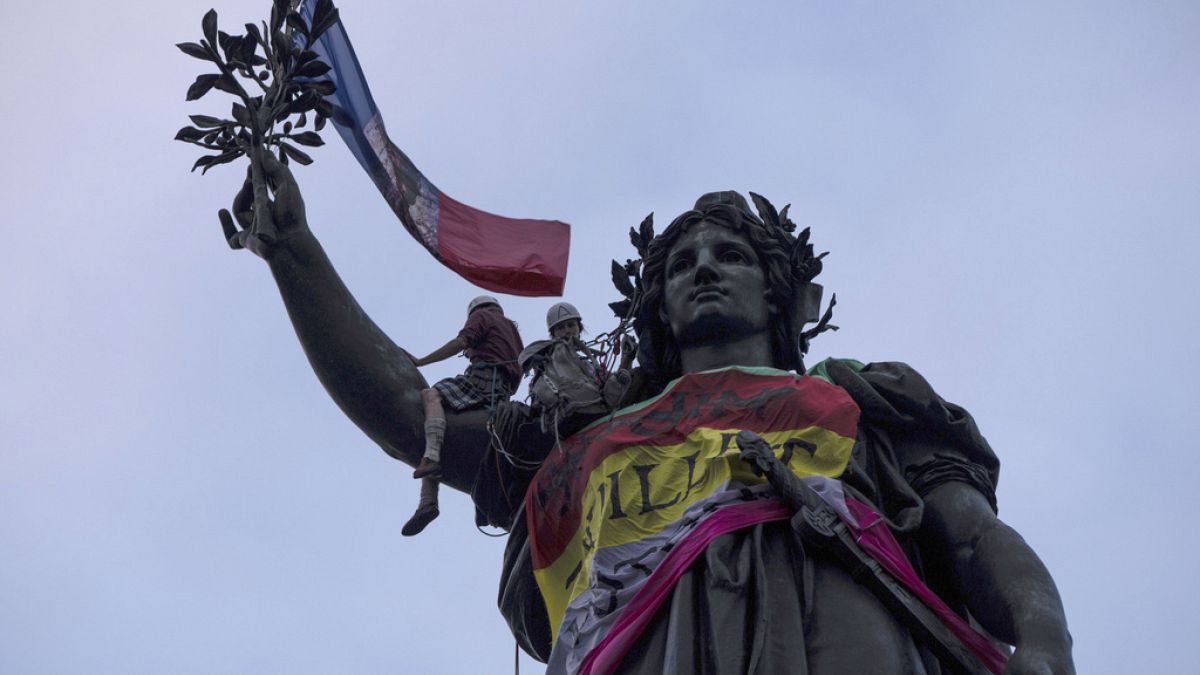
[2, 1, 1198, 673]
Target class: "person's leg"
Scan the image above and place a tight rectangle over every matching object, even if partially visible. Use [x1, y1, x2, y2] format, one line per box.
[402, 477, 440, 536]
[414, 388, 446, 478]
[402, 388, 446, 536]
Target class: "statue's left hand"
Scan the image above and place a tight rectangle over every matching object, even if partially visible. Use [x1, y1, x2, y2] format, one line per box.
[218, 148, 310, 259]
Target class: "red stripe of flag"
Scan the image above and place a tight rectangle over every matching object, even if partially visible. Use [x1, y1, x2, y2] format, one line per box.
[437, 191, 569, 297]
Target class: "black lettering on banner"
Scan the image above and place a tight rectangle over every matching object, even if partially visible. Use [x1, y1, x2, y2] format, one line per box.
[581, 503, 596, 553]
[537, 380, 801, 515]
[681, 449, 710, 499]
[629, 390, 689, 437]
[541, 438, 586, 505]
[677, 497, 724, 532]
[596, 572, 625, 590]
[709, 386, 790, 422]
[607, 470, 627, 519]
[719, 431, 740, 455]
[588, 573, 625, 618]
[564, 560, 583, 590]
[634, 464, 682, 515]
[780, 437, 817, 465]
[613, 545, 661, 576]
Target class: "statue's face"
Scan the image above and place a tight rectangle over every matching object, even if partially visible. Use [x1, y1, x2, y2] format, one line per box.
[661, 221, 772, 347]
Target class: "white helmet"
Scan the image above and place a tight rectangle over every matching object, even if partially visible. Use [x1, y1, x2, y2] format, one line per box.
[546, 301, 582, 330]
[468, 295, 501, 314]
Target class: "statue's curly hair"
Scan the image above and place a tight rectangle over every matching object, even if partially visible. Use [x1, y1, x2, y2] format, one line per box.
[633, 191, 812, 393]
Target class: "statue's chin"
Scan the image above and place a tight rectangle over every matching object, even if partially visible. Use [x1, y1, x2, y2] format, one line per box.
[671, 315, 770, 354]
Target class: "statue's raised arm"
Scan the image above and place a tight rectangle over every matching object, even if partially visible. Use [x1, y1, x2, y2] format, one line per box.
[220, 149, 491, 492]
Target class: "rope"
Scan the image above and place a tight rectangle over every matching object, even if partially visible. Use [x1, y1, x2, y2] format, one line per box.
[590, 292, 641, 374]
[474, 522, 509, 538]
[489, 410, 542, 470]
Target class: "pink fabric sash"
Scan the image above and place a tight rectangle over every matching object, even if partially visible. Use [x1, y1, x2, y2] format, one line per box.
[578, 497, 1009, 675]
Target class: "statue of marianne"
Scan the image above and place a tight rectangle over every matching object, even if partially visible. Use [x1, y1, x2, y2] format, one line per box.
[221, 151, 1074, 675]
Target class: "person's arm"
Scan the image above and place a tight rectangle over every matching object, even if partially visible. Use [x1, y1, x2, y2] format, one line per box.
[921, 482, 1075, 675]
[602, 335, 638, 408]
[618, 334, 638, 372]
[414, 337, 467, 367]
[219, 149, 488, 489]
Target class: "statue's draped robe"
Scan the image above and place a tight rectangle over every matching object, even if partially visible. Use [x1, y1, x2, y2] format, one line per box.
[490, 361, 1000, 674]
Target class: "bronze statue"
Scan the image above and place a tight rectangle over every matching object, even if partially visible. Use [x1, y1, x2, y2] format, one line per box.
[221, 149, 1074, 674]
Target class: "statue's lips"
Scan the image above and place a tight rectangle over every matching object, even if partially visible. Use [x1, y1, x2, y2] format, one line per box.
[690, 285, 726, 302]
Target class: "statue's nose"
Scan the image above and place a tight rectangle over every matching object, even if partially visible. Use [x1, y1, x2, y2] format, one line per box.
[692, 252, 721, 283]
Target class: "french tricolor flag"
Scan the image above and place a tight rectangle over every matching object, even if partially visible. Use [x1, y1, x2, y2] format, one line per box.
[298, 0, 570, 297]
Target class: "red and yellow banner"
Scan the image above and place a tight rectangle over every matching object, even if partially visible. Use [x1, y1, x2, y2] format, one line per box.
[525, 367, 860, 669]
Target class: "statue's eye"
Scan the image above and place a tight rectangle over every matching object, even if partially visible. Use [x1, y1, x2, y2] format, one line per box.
[667, 257, 692, 276]
[720, 248, 750, 264]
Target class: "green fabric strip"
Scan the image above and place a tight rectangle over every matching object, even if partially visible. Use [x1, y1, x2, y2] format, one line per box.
[806, 357, 866, 384]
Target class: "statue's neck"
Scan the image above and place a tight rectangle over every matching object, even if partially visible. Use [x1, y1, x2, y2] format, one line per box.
[679, 334, 774, 374]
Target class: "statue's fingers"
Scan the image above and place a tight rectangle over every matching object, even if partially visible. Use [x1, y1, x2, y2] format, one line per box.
[242, 232, 272, 257]
[260, 149, 297, 192]
[232, 165, 255, 229]
[218, 209, 244, 249]
[261, 146, 307, 225]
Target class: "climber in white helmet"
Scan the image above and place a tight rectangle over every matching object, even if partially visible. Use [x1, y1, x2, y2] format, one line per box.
[519, 302, 637, 433]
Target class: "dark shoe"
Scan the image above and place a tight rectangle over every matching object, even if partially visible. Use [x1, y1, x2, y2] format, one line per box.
[401, 502, 440, 536]
[413, 457, 442, 479]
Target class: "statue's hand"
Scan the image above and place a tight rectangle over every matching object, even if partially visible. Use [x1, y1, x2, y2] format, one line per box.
[218, 149, 310, 259]
[735, 430, 776, 477]
[1005, 638, 1075, 675]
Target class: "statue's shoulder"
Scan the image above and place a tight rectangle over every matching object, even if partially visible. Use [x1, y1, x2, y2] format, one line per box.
[810, 357, 1000, 489]
[805, 357, 969, 434]
[806, 357, 935, 399]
